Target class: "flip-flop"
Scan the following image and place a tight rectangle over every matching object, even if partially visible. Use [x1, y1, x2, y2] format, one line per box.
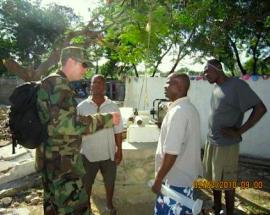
[201, 207, 225, 215]
[105, 207, 117, 215]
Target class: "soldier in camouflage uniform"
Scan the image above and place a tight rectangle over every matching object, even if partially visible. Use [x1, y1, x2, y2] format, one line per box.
[36, 46, 120, 215]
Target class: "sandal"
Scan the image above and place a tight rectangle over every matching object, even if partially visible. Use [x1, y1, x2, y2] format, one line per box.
[201, 207, 224, 215]
[105, 207, 117, 215]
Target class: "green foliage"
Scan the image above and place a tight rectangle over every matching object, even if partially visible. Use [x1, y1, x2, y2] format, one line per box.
[83, 69, 94, 79]
[0, 34, 16, 76]
[0, 0, 81, 75]
[1, 0, 269, 77]
[70, 35, 86, 45]
[244, 58, 270, 75]
[186, 0, 270, 74]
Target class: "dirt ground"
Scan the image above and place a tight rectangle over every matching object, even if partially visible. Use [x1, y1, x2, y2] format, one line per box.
[1, 156, 269, 215]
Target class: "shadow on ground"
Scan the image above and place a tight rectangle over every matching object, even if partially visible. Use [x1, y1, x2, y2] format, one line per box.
[91, 194, 154, 215]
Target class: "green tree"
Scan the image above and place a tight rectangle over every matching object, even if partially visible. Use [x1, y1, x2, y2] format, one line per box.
[3, 0, 269, 80]
[92, 0, 201, 77]
[0, 0, 80, 80]
[186, 0, 270, 75]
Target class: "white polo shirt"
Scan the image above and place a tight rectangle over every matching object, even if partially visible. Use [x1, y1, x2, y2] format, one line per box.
[155, 97, 202, 187]
[77, 96, 123, 162]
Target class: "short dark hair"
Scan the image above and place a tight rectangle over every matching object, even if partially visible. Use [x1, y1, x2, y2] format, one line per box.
[91, 74, 106, 84]
[172, 73, 190, 93]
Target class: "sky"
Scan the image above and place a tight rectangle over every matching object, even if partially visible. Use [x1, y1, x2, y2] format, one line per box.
[38, 0, 205, 73]
[39, 0, 100, 22]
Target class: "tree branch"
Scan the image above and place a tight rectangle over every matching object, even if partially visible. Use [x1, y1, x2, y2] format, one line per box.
[169, 29, 195, 74]
[3, 18, 108, 81]
[151, 43, 173, 77]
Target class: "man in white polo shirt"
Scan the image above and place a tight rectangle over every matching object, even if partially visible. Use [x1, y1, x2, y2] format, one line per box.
[151, 73, 202, 215]
[77, 75, 123, 215]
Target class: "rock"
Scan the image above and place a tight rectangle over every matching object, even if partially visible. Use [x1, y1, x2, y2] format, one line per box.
[25, 195, 32, 203]
[0, 173, 42, 199]
[0, 158, 36, 186]
[13, 201, 20, 207]
[0, 140, 10, 147]
[12, 208, 30, 215]
[30, 196, 41, 205]
[236, 204, 246, 213]
[0, 161, 14, 173]
[36, 189, 43, 196]
[0, 196, 12, 207]
[0, 186, 28, 199]
[0, 106, 11, 141]
[0, 208, 7, 213]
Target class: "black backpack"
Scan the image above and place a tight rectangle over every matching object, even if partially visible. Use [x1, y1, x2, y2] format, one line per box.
[9, 82, 47, 153]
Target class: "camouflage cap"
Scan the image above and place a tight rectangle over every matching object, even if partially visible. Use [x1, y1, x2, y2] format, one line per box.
[60, 46, 93, 68]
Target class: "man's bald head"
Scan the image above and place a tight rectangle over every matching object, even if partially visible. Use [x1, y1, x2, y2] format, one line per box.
[169, 73, 190, 95]
[165, 73, 190, 101]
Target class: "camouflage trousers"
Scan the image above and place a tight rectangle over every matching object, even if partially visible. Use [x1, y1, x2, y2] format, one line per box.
[41, 146, 90, 215]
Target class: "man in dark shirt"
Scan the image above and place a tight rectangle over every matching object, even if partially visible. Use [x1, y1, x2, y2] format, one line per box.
[203, 59, 267, 215]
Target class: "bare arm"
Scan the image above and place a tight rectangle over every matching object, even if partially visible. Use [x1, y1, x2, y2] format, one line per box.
[152, 153, 177, 194]
[222, 101, 267, 138]
[114, 133, 123, 165]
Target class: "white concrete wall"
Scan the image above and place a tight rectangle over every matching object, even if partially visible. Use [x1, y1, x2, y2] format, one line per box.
[124, 76, 270, 159]
[0, 77, 24, 104]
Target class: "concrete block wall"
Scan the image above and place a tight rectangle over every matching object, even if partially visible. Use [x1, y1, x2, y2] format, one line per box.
[124, 76, 270, 159]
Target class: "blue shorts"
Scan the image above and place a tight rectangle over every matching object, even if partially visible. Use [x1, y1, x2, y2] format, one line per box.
[154, 185, 193, 215]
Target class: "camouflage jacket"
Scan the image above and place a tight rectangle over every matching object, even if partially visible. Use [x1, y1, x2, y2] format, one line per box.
[36, 71, 113, 156]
